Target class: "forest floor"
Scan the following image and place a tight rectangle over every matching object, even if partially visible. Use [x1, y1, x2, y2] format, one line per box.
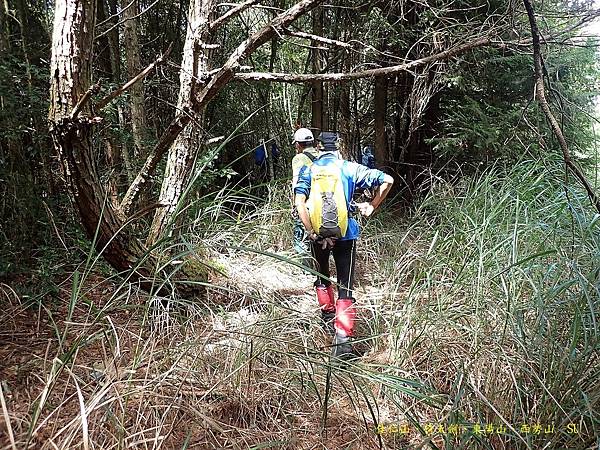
[0, 246, 424, 450]
[3, 164, 599, 450]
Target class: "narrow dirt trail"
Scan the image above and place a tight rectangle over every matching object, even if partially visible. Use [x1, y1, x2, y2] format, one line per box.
[0, 247, 414, 449]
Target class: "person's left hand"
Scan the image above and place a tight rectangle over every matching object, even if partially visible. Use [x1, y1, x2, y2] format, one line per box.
[356, 202, 375, 217]
[308, 231, 320, 241]
[321, 237, 336, 249]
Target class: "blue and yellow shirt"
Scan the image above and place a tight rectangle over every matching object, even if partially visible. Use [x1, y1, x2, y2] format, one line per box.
[294, 152, 385, 240]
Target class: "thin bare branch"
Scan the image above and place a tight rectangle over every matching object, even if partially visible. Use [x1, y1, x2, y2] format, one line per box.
[119, 0, 324, 217]
[231, 36, 497, 83]
[210, 0, 261, 31]
[96, 0, 160, 40]
[285, 29, 352, 48]
[523, 0, 600, 213]
[96, 0, 135, 28]
[97, 44, 173, 110]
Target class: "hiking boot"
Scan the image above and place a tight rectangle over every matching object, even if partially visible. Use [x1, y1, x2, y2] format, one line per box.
[331, 298, 359, 361]
[321, 310, 335, 336]
[331, 333, 359, 361]
[334, 298, 356, 337]
[316, 284, 335, 334]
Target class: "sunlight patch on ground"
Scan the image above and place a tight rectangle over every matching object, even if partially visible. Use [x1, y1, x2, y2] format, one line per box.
[214, 252, 314, 293]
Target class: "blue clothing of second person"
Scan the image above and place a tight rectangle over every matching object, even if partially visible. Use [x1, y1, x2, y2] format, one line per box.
[294, 151, 385, 241]
[254, 142, 280, 166]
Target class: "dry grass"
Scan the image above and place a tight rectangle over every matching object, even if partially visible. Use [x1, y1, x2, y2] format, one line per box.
[1, 162, 599, 449]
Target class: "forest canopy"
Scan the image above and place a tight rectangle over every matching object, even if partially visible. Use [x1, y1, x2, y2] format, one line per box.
[1, 0, 599, 278]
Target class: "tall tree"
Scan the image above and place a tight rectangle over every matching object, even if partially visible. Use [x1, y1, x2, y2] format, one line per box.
[15, 0, 33, 91]
[96, 0, 123, 205]
[122, 0, 150, 159]
[48, 0, 149, 278]
[374, 75, 388, 167]
[49, 0, 323, 291]
[310, 6, 324, 133]
[147, 0, 215, 245]
[0, 0, 9, 53]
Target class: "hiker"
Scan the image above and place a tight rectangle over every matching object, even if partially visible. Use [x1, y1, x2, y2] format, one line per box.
[270, 141, 280, 165]
[291, 128, 319, 262]
[294, 132, 394, 360]
[254, 139, 280, 180]
[318, 131, 341, 159]
[361, 145, 376, 169]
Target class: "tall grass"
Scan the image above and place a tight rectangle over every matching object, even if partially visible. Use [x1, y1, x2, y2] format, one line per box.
[359, 158, 600, 448]
[1, 158, 598, 449]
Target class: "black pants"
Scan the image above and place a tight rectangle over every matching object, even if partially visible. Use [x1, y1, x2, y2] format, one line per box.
[311, 239, 356, 299]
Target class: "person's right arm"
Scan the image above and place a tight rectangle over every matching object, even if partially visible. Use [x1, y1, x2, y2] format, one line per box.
[349, 162, 394, 217]
[294, 194, 318, 240]
[291, 154, 301, 188]
[356, 173, 394, 217]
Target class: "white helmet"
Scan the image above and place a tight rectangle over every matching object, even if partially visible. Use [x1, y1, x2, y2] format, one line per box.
[293, 128, 314, 144]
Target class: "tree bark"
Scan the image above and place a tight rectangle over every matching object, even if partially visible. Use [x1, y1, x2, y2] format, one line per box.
[106, 0, 134, 183]
[374, 75, 388, 168]
[122, 0, 150, 159]
[523, 0, 600, 213]
[105, 0, 120, 80]
[337, 22, 352, 159]
[15, 0, 32, 92]
[49, 0, 150, 281]
[47, 0, 322, 295]
[310, 6, 324, 133]
[95, 0, 113, 76]
[353, 84, 361, 161]
[146, 0, 213, 246]
[120, 0, 323, 218]
[0, 0, 10, 52]
[338, 82, 351, 158]
[96, 0, 120, 206]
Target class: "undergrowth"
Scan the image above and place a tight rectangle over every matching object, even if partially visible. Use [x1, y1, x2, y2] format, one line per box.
[1, 158, 599, 449]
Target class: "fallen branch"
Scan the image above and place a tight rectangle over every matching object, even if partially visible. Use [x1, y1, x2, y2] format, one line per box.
[231, 36, 498, 83]
[284, 29, 352, 49]
[523, 0, 600, 213]
[97, 44, 173, 110]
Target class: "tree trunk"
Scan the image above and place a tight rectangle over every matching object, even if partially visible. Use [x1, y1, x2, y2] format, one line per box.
[338, 82, 351, 159]
[337, 22, 352, 159]
[146, 0, 214, 245]
[120, 0, 322, 221]
[374, 75, 388, 168]
[95, 0, 113, 76]
[310, 6, 324, 133]
[392, 72, 411, 163]
[107, 0, 134, 183]
[48, 0, 321, 294]
[352, 84, 361, 161]
[523, 0, 600, 213]
[0, 0, 9, 52]
[49, 0, 151, 280]
[15, 0, 32, 92]
[122, 0, 150, 159]
[96, 0, 120, 205]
